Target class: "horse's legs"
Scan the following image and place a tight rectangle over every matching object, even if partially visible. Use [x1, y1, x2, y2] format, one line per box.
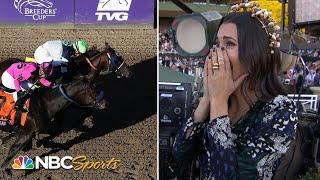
[0, 130, 33, 169]
[0, 125, 20, 146]
[0, 133, 17, 146]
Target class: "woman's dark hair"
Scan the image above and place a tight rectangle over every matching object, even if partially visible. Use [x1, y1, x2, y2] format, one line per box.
[221, 12, 284, 102]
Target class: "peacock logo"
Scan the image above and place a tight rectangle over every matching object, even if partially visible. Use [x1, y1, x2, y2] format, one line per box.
[12, 155, 34, 170]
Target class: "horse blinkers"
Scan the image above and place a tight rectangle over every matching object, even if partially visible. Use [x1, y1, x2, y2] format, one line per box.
[106, 50, 132, 78]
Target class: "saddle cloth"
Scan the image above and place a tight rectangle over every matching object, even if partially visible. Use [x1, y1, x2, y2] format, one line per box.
[0, 89, 29, 126]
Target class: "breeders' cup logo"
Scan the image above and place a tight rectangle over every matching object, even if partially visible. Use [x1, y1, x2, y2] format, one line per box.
[95, 0, 132, 22]
[14, 0, 57, 21]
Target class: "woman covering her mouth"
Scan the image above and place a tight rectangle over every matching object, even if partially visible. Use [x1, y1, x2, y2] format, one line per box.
[172, 2, 298, 179]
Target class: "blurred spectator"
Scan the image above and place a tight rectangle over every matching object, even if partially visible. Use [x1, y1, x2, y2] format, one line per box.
[313, 69, 320, 86]
[159, 30, 205, 76]
[295, 66, 304, 94]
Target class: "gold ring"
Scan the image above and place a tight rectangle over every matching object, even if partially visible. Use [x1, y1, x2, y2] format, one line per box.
[212, 65, 219, 70]
[213, 63, 219, 66]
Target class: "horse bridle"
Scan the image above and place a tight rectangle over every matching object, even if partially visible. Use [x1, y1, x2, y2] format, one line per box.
[106, 52, 125, 73]
[59, 84, 102, 109]
[85, 49, 125, 76]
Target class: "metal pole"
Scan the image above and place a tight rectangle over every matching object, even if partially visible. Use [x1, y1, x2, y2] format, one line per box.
[281, 0, 286, 32]
[171, 0, 194, 14]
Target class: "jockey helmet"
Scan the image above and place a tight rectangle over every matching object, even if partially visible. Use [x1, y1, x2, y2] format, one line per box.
[73, 40, 89, 54]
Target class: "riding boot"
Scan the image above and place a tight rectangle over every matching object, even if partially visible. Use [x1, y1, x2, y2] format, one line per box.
[14, 92, 30, 112]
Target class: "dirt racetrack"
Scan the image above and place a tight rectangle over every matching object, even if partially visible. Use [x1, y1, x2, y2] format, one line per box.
[0, 25, 157, 179]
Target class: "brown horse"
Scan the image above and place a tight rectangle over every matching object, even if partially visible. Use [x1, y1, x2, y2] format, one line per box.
[0, 78, 106, 171]
[69, 42, 132, 81]
[0, 42, 132, 85]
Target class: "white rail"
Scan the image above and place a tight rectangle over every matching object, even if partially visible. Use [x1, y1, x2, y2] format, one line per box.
[288, 94, 318, 111]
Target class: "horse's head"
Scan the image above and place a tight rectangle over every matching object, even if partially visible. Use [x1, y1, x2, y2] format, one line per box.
[76, 43, 132, 81]
[104, 42, 132, 78]
[62, 79, 107, 110]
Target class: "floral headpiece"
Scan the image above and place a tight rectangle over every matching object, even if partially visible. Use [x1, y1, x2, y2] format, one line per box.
[231, 1, 281, 54]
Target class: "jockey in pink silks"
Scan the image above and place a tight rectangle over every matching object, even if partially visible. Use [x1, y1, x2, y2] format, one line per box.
[1, 62, 54, 112]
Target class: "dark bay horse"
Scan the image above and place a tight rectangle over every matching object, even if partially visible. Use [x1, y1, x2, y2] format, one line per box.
[0, 42, 132, 85]
[0, 79, 106, 170]
[69, 42, 132, 81]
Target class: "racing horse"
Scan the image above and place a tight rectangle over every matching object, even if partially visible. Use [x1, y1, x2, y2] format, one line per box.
[0, 78, 106, 170]
[0, 42, 131, 86]
[68, 42, 132, 82]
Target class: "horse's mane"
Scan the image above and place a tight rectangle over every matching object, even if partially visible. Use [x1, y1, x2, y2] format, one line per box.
[86, 46, 101, 59]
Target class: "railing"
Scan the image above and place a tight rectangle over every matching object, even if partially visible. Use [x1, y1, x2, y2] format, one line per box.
[288, 94, 318, 111]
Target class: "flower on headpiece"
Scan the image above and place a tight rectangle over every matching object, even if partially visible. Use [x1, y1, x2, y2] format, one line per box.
[230, 1, 281, 54]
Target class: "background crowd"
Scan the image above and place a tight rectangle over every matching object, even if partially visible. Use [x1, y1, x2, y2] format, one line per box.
[159, 30, 320, 95]
[159, 31, 205, 76]
[283, 60, 320, 94]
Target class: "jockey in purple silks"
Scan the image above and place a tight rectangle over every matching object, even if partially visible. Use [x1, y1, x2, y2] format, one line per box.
[1, 62, 54, 112]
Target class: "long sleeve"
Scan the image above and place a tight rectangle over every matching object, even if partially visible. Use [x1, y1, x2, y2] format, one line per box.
[204, 97, 298, 179]
[13, 79, 21, 92]
[39, 78, 53, 87]
[172, 117, 206, 161]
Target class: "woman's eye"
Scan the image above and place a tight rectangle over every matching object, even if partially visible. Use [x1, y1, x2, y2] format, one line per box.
[214, 39, 219, 46]
[226, 41, 236, 47]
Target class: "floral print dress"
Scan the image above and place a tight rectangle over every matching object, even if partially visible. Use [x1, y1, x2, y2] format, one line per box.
[172, 95, 298, 180]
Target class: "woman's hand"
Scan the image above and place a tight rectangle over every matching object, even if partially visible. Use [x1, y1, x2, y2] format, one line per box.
[203, 54, 210, 99]
[192, 52, 212, 123]
[207, 47, 248, 120]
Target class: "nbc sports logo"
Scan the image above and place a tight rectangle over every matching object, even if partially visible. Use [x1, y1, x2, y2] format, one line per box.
[95, 0, 133, 21]
[11, 155, 120, 171]
[12, 155, 73, 170]
[12, 156, 34, 170]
